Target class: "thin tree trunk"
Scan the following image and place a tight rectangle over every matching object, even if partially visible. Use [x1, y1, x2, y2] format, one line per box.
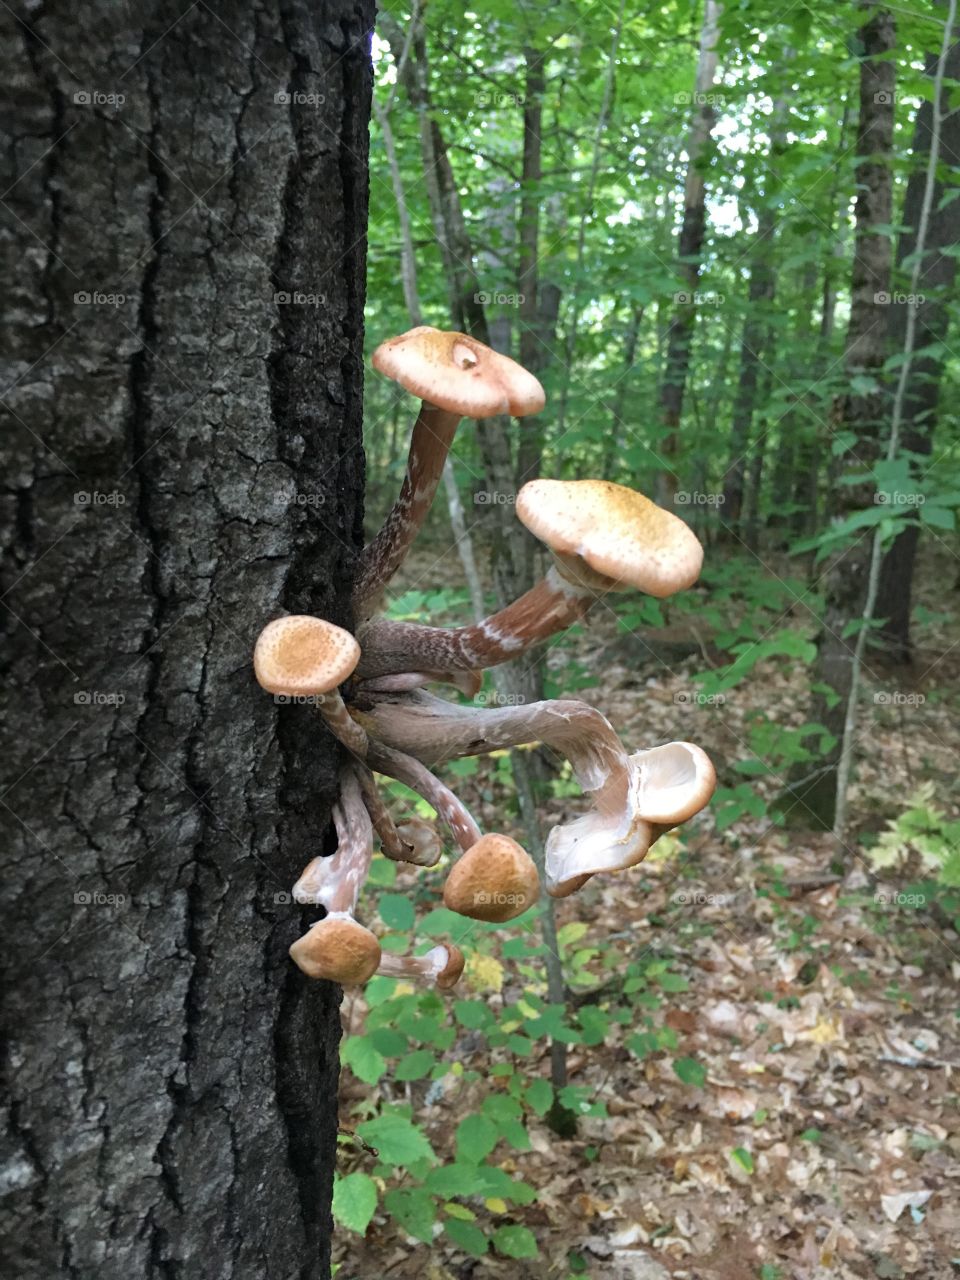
[875, 28, 960, 662]
[0, 2, 372, 1276]
[602, 303, 644, 480]
[656, 0, 723, 507]
[783, 3, 895, 831]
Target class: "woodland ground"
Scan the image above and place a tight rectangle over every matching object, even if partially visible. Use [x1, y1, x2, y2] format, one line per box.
[332, 539, 960, 1280]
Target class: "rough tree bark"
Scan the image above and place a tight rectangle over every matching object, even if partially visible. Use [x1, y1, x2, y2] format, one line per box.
[783, 3, 895, 830]
[0, 2, 373, 1276]
[874, 32, 960, 662]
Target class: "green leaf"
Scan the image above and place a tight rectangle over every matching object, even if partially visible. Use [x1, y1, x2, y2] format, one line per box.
[444, 1217, 488, 1256]
[456, 1113, 499, 1164]
[357, 1112, 435, 1166]
[395, 1049, 436, 1081]
[454, 999, 494, 1030]
[332, 1172, 378, 1234]
[379, 893, 415, 931]
[525, 1079, 554, 1116]
[673, 1057, 707, 1087]
[492, 1224, 538, 1258]
[731, 1146, 754, 1174]
[341, 1036, 387, 1085]
[384, 1187, 436, 1243]
[657, 972, 690, 993]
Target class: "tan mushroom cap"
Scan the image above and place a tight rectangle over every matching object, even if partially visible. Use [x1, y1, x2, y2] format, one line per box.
[442, 833, 539, 923]
[372, 326, 545, 420]
[516, 479, 703, 598]
[254, 615, 360, 697]
[289, 915, 381, 984]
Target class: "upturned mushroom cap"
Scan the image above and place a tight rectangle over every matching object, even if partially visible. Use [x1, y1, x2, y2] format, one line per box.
[289, 914, 381, 984]
[442, 833, 539, 923]
[372, 326, 545, 419]
[634, 742, 716, 825]
[516, 479, 703, 597]
[254, 615, 360, 697]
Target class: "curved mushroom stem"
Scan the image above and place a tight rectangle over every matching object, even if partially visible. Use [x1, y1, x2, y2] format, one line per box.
[356, 689, 633, 816]
[366, 739, 483, 852]
[354, 403, 461, 617]
[295, 766, 374, 912]
[313, 692, 368, 757]
[376, 943, 465, 989]
[355, 566, 593, 681]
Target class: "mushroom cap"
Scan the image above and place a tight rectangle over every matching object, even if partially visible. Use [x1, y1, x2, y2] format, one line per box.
[633, 741, 716, 825]
[435, 943, 465, 989]
[254, 615, 360, 697]
[515, 479, 703, 598]
[289, 914, 381, 984]
[372, 326, 545, 419]
[395, 817, 443, 867]
[442, 833, 539, 922]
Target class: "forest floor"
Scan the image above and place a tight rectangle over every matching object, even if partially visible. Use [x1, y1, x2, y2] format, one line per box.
[333, 539, 960, 1280]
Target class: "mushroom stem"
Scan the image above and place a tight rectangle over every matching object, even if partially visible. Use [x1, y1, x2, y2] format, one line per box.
[354, 403, 461, 615]
[366, 740, 483, 852]
[308, 766, 374, 914]
[376, 943, 465, 989]
[314, 692, 368, 757]
[355, 689, 633, 816]
[349, 760, 406, 859]
[356, 566, 592, 680]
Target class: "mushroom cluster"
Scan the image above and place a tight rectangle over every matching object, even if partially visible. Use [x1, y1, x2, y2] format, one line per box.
[255, 326, 716, 987]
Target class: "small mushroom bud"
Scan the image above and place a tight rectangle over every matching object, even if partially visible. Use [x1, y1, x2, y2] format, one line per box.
[376, 943, 465, 989]
[442, 833, 539, 923]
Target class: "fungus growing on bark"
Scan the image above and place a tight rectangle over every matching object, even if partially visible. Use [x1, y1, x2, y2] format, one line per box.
[354, 326, 545, 616]
[289, 768, 380, 984]
[254, 614, 366, 755]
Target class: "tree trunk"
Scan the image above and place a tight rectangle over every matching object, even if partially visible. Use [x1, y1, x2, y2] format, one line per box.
[656, 0, 722, 507]
[783, 3, 895, 830]
[0, 3, 372, 1276]
[874, 32, 960, 662]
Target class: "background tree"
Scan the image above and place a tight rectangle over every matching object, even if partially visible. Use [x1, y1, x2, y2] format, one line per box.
[0, 2, 372, 1275]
